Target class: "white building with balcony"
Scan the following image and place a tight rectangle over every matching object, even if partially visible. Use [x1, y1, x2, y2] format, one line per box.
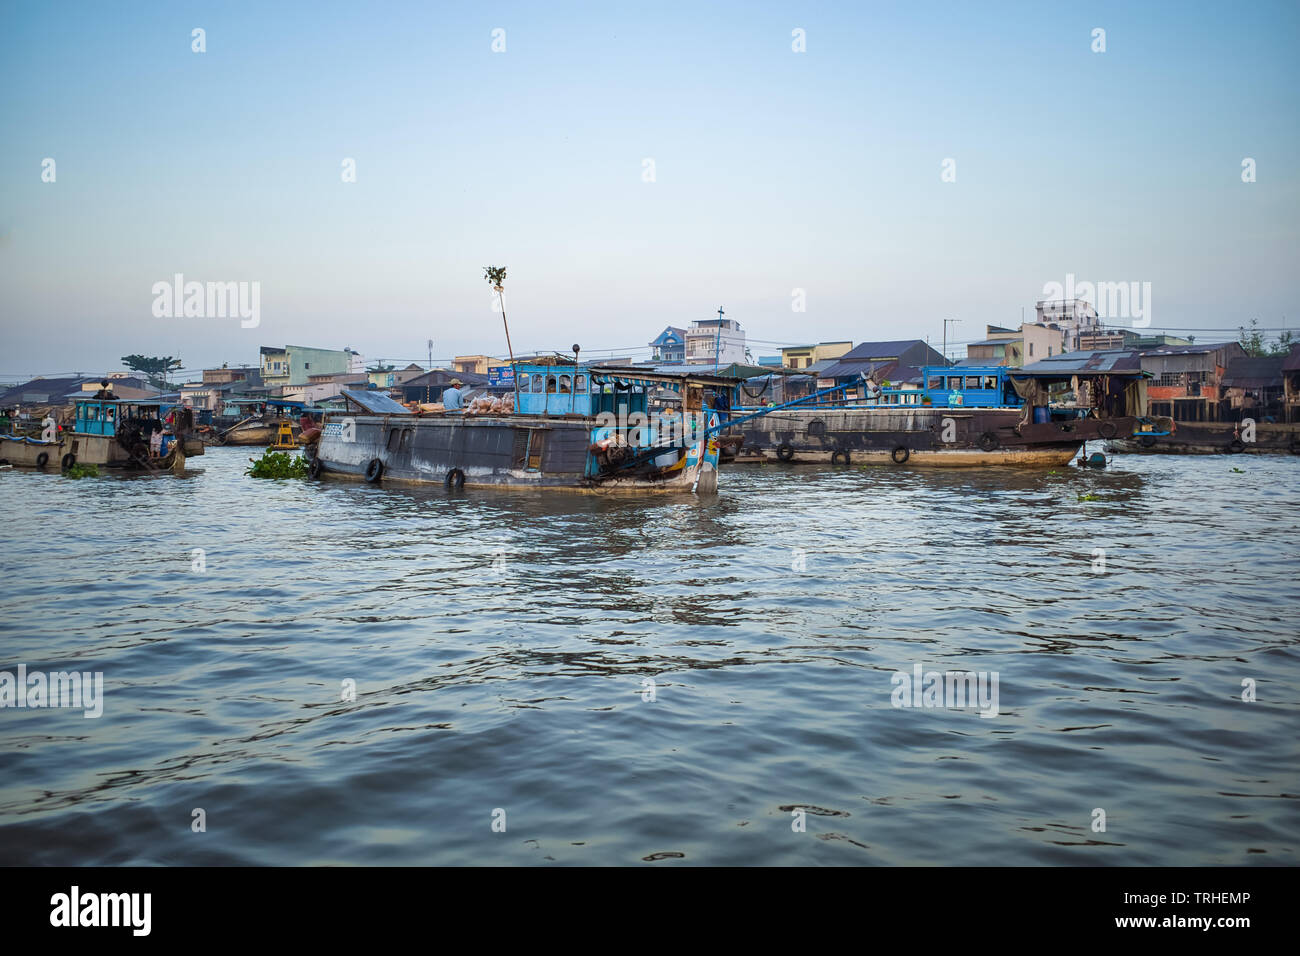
[685, 313, 746, 367]
[1034, 298, 1101, 353]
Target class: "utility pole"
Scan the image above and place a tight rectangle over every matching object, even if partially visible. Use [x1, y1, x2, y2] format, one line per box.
[714, 307, 726, 373]
[427, 338, 433, 371]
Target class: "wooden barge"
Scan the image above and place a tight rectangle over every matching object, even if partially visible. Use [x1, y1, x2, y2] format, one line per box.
[725, 354, 1172, 467]
[309, 365, 733, 493]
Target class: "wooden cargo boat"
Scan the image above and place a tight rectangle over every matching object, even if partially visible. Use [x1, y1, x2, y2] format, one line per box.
[726, 354, 1172, 467]
[1110, 420, 1300, 455]
[309, 365, 733, 493]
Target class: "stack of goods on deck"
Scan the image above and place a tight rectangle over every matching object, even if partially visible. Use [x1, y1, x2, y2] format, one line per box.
[464, 393, 515, 416]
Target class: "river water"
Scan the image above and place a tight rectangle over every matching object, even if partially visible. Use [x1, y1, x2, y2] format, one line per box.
[1, 447, 1296, 865]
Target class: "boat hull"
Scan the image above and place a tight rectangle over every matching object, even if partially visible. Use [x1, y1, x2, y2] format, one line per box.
[1110, 421, 1300, 455]
[222, 424, 281, 445]
[0, 435, 67, 468]
[728, 406, 1141, 467]
[314, 414, 717, 492]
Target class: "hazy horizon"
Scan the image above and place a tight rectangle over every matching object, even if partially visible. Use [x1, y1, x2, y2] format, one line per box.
[3, 0, 1298, 379]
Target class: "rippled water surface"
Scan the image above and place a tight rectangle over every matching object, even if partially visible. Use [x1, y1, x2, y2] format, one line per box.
[1, 447, 1297, 865]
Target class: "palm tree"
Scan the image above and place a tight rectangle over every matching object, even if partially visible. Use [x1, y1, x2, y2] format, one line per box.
[484, 266, 519, 403]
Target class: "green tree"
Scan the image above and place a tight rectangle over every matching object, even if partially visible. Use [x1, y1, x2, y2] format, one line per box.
[121, 354, 183, 389]
[1237, 319, 1268, 357]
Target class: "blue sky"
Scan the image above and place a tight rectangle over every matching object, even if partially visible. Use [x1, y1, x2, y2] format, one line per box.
[1, 0, 1297, 377]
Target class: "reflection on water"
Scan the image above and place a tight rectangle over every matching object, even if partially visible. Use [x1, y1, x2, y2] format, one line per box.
[0, 447, 1296, 864]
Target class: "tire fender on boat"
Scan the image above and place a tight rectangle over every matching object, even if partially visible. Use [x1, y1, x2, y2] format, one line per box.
[308, 457, 323, 479]
[1228, 438, 1246, 454]
[891, 446, 910, 464]
[776, 444, 795, 462]
[1098, 421, 1118, 439]
[831, 448, 851, 466]
[445, 468, 465, 489]
[35, 451, 49, 469]
[364, 458, 384, 482]
[61, 453, 76, 469]
[977, 432, 999, 452]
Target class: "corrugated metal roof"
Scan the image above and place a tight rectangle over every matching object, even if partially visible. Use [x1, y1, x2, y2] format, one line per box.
[1281, 343, 1300, 372]
[340, 388, 413, 414]
[841, 339, 925, 361]
[1137, 342, 1238, 356]
[1221, 356, 1284, 388]
[1015, 349, 1146, 377]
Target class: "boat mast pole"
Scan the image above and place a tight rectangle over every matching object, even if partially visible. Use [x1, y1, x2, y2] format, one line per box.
[485, 266, 519, 406]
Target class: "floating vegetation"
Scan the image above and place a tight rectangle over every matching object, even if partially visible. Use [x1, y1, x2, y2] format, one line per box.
[1077, 493, 1099, 502]
[62, 463, 100, 479]
[246, 450, 308, 479]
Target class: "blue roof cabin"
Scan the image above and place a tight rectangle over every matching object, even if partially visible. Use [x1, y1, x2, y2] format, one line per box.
[919, 366, 1020, 407]
[73, 398, 170, 436]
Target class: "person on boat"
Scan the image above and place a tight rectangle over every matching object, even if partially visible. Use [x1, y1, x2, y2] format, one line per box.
[298, 411, 322, 443]
[93, 379, 115, 399]
[442, 379, 466, 412]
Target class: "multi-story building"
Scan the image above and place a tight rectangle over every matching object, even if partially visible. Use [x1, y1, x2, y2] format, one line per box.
[1034, 298, 1101, 352]
[260, 345, 363, 389]
[647, 328, 687, 364]
[453, 355, 503, 376]
[684, 315, 746, 367]
[965, 326, 1025, 366]
[1138, 342, 1247, 422]
[780, 341, 852, 370]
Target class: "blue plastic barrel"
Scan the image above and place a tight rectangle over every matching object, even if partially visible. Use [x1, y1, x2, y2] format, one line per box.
[1032, 406, 1050, 424]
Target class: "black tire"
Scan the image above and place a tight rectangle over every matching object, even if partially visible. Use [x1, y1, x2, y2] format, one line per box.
[61, 453, 76, 469]
[1228, 438, 1246, 454]
[364, 458, 384, 482]
[1098, 421, 1118, 439]
[1139, 435, 1157, 448]
[445, 468, 465, 489]
[977, 432, 999, 452]
[308, 457, 323, 479]
[776, 444, 794, 462]
[891, 446, 910, 464]
[830, 449, 850, 466]
[35, 452, 49, 468]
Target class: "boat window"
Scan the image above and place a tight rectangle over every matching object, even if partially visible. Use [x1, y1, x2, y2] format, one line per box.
[574, 375, 587, 393]
[965, 376, 982, 389]
[399, 428, 412, 450]
[546, 376, 558, 394]
[947, 377, 964, 390]
[530, 374, 543, 393]
[387, 428, 401, 452]
[558, 375, 571, 394]
[982, 376, 998, 390]
[517, 372, 529, 391]
[927, 375, 944, 390]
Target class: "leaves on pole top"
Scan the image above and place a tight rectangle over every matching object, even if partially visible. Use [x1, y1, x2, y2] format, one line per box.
[483, 265, 507, 290]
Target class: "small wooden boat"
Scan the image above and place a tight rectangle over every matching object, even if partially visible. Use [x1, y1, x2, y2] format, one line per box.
[61, 398, 204, 472]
